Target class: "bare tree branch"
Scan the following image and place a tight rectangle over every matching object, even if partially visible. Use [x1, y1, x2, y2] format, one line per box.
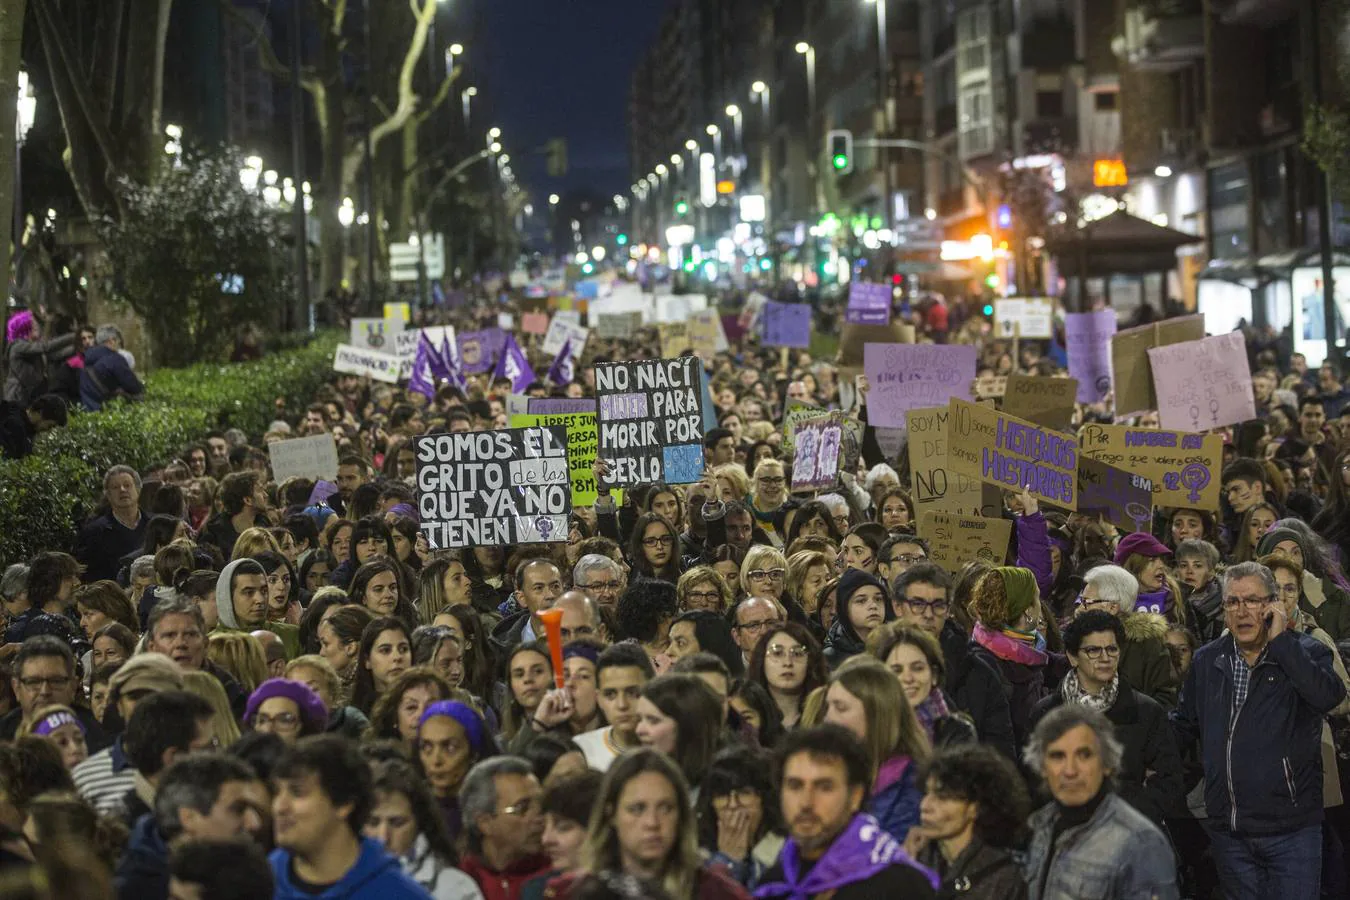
[414, 65, 457, 126]
[31, 0, 121, 171]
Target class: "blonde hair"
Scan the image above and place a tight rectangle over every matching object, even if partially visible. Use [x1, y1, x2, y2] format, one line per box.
[181, 670, 241, 747]
[286, 655, 341, 707]
[232, 527, 281, 561]
[829, 656, 930, 778]
[786, 551, 832, 614]
[675, 566, 732, 613]
[206, 631, 269, 693]
[712, 463, 750, 502]
[740, 545, 787, 596]
[746, 421, 777, 443]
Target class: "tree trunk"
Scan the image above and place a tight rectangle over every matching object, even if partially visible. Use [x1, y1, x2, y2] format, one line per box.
[119, 0, 172, 184]
[316, 51, 348, 302]
[0, 0, 26, 381]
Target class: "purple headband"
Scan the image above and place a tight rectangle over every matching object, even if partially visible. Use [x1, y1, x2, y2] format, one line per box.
[418, 700, 488, 756]
[562, 642, 599, 666]
[33, 710, 83, 738]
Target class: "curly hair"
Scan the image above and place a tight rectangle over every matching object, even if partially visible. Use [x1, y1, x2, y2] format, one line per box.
[921, 744, 1030, 848]
[615, 578, 678, 644]
[365, 666, 452, 744]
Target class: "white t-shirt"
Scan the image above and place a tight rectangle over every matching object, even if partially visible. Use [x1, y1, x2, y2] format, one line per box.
[573, 726, 626, 772]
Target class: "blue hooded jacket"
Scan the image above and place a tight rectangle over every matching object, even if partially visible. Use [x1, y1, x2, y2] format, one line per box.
[270, 836, 431, 900]
[114, 814, 170, 900]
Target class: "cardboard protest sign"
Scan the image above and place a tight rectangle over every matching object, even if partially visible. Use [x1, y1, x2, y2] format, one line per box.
[658, 322, 690, 358]
[836, 321, 915, 372]
[946, 398, 1078, 510]
[521, 312, 550, 335]
[790, 415, 842, 491]
[268, 434, 339, 483]
[907, 406, 986, 516]
[1147, 331, 1255, 432]
[415, 426, 571, 549]
[689, 310, 729, 357]
[595, 312, 641, 339]
[782, 402, 826, 453]
[761, 301, 812, 348]
[864, 344, 976, 428]
[595, 358, 706, 487]
[1110, 314, 1205, 416]
[739, 293, 769, 334]
[456, 329, 507, 374]
[511, 409, 623, 506]
[542, 317, 589, 356]
[333, 344, 401, 383]
[350, 317, 403, 351]
[1076, 456, 1154, 533]
[993, 298, 1053, 339]
[1077, 423, 1222, 511]
[1002, 375, 1079, 432]
[846, 282, 892, 325]
[1065, 309, 1116, 403]
[654, 294, 707, 324]
[918, 511, 1012, 574]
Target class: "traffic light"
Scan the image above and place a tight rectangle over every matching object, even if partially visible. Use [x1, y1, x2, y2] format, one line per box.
[674, 195, 689, 217]
[827, 130, 853, 175]
[617, 233, 629, 246]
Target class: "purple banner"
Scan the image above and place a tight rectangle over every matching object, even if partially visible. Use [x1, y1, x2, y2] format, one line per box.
[761, 301, 812, 348]
[457, 328, 507, 373]
[1065, 309, 1116, 404]
[528, 398, 597, 415]
[846, 282, 892, 325]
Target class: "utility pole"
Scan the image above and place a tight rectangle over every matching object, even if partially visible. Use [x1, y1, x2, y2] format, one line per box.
[363, 0, 377, 312]
[1308, 0, 1338, 363]
[289, 0, 311, 331]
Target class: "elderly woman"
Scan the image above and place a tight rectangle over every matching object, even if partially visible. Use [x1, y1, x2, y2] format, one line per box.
[1074, 564, 1177, 709]
[243, 678, 330, 746]
[740, 546, 788, 606]
[676, 566, 733, 615]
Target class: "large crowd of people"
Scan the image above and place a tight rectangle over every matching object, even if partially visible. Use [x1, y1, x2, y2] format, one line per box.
[0, 288, 1347, 900]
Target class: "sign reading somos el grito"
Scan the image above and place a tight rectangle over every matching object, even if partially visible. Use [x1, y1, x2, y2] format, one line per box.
[415, 426, 571, 549]
[595, 358, 706, 487]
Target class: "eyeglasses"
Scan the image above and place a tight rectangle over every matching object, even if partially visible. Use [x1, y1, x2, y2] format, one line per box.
[579, 580, 622, 593]
[1223, 594, 1275, 611]
[711, 788, 759, 809]
[686, 589, 722, 604]
[758, 476, 785, 486]
[1078, 645, 1120, 660]
[904, 598, 949, 615]
[890, 553, 927, 565]
[747, 568, 785, 582]
[642, 535, 675, 547]
[254, 711, 300, 729]
[736, 619, 779, 634]
[500, 797, 538, 817]
[18, 676, 70, 691]
[1073, 594, 1110, 609]
[767, 644, 808, 660]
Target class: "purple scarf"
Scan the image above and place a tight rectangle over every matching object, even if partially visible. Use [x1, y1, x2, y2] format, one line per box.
[754, 813, 937, 900]
[1135, 587, 1172, 616]
[913, 689, 952, 742]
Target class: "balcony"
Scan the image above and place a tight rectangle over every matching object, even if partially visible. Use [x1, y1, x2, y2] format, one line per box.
[1210, 0, 1300, 27]
[1023, 117, 1079, 155]
[1112, 1, 1205, 72]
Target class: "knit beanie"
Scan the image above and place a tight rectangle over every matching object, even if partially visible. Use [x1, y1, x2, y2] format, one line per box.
[974, 566, 1039, 628]
[244, 678, 330, 733]
[1256, 527, 1305, 559]
[834, 568, 892, 636]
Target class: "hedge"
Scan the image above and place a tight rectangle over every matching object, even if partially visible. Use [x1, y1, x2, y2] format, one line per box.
[0, 332, 340, 565]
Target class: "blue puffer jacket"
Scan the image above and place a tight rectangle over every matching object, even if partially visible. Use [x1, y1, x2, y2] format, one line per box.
[1170, 630, 1345, 834]
[866, 755, 921, 843]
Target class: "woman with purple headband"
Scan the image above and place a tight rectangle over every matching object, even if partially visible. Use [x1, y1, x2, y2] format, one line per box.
[21, 704, 88, 770]
[416, 699, 494, 842]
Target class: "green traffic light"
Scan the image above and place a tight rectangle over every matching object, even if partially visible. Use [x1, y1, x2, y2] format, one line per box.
[675, 202, 689, 216]
[982, 304, 995, 316]
[832, 154, 848, 170]
[617, 234, 628, 246]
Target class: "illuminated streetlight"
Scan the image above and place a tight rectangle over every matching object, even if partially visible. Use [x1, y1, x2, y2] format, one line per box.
[488, 126, 501, 140]
[489, 142, 502, 153]
[685, 139, 699, 151]
[655, 163, 668, 176]
[338, 198, 355, 228]
[592, 246, 606, 262]
[751, 80, 766, 95]
[549, 194, 560, 206]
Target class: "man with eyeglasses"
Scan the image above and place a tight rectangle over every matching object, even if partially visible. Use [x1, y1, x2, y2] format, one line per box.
[731, 596, 783, 668]
[1170, 561, 1345, 900]
[878, 535, 929, 586]
[458, 756, 550, 900]
[572, 554, 626, 611]
[1028, 611, 1181, 827]
[1, 635, 110, 749]
[893, 564, 1015, 761]
[491, 559, 565, 654]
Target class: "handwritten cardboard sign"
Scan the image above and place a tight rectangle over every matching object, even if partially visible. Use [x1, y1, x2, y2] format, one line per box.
[994, 298, 1053, 339]
[511, 409, 623, 506]
[521, 312, 551, 335]
[1065, 309, 1116, 403]
[690, 310, 728, 357]
[790, 415, 842, 491]
[918, 511, 1012, 574]
[268, 434, 339, 483]
[658, 322, 690, 358]
[595, 358, 706, 487]
[761, 301, 812, 348]
[333, 344, 401, 383]
[542, 317, 589, 356]
[946, 398, 1078, 510]
[846, 282, 892, 325]
[415, 426, 571, 548]
[864, 344, 977, 428]
[1002, 375, 1078, 432]
[1077, 423, 1222, 510]
[1146, 331, 1255, 432]
[907, 406, 987, 516]
[1076, 456, 1154, 533]
[1111, 314, 1205, 416]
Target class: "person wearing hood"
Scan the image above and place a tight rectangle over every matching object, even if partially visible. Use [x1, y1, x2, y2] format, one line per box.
[270, 735, 430, 900]
[1175, 538, 1225, 643]
[1115, 533, 1188, 628]
[214, 558, 301, 660]
[1074, 564, 1178, 709]
[967, 566, 1059, 748]
[822, 569, 894, 669]
[1257, 525, 1350, 642]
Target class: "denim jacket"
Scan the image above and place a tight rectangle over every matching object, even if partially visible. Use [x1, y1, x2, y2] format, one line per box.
[1024, 793, 1178, 900]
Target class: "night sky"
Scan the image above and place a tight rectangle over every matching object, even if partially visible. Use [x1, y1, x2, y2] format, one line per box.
[479, 0, 665, 200]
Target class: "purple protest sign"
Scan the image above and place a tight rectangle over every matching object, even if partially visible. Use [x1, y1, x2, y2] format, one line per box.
[864, 343, 976, 428]
[846, 282, 892, 325]
[456, 328, 507, 373]
[791, 416, 842, 491]
[528, 398, 596, 415]
[1065, 309, 1116, 404]
[761, 301, 812, 348]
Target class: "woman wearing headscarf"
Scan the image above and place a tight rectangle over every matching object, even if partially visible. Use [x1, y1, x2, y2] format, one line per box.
[1258, 522, 1350, 641]
[967, 566, 1059, 748]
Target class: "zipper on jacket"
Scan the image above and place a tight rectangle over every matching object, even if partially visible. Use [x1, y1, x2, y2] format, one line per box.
[1225, 657, 1242, 831]
[1283, 757, 1297, 806]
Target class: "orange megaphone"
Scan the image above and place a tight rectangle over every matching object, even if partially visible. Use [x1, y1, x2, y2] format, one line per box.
[536, 608, 567, 689]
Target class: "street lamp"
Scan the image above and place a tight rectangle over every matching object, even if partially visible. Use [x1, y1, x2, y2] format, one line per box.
[461, 85, 477, 125]
[795, 42, 816, 130]
[338, 198, 356, 228]
[488, 126, 501, 141]
[445, 42, 464, 72]
[239, 155, 263, 192]
[725, 104, 743, 160]
[549, 193, 560, 206]
[706, 123, 722, 161]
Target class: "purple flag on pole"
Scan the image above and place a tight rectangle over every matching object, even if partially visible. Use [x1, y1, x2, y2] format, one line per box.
[408, 335, 437, 399]
[493, 333, 536, 393]
[546, 337, 575, 385]
[441, 334, 466, 391]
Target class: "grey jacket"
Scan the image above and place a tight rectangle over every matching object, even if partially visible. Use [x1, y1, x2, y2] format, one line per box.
[1024, 792, 1178, 900]
[4, 333, 76, 405]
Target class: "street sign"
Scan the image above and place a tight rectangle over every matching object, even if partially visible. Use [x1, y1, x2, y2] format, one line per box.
[389, 234, 445, 281]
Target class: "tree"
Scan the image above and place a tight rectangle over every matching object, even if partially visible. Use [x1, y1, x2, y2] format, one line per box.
[0, 0, 26, 342]
[97, 149, 293, 367]
[29, 0, 174, 219]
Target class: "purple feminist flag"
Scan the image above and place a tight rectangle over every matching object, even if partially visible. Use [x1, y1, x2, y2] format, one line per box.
[547, 337, 575, 385]
[408, 334, 437, 399]
[441, 334, 466, 391]
[493, 333, 536, 392]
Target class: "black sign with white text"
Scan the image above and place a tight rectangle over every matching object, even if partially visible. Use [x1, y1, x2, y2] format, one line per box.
[595, 358, 706, 487]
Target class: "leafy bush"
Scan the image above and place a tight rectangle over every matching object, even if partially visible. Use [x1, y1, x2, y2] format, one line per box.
[0, 333, 340, 564]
